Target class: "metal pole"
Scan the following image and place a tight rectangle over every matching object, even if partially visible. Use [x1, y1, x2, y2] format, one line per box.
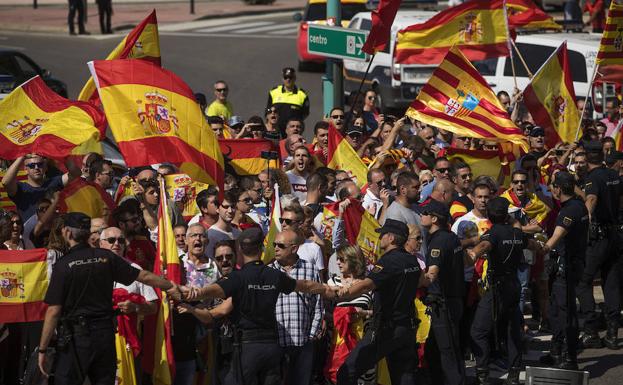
[323, 0, 341, 116]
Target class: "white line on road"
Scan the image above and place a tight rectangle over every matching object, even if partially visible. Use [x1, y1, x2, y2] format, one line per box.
[196, 21, 272, 33]
[235, 22, 298, 34]
[160, 31, 295, 40]
[0, 44, 24, 50]
[269, 28, 299, 35]
[158, 11, 296, 32]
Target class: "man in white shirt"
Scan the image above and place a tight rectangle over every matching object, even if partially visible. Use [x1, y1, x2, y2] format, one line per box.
[362, 168, 390, 221]
[281, 204, 326, 282]
[207, 191, 241, 260]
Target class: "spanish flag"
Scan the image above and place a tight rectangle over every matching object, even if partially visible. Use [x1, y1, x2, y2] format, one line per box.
[362, 0, 402, 54]
[57, 178, 116, 219]
[500, 188, 551, 226]
[506, 0, 562, 31]
[406, 46, 529, 152]
[261, 183, 281, 264]
[611, 122, 623, 151]
[327, 124, 368, 188]
[446, 146, 518, 190]
[0, 170, 27, 212]
[596, 0, 623, 66]
[163, 173, 209, 221]
[88, 59, 224, 188]
[394, 0, 510, 64]
[0, 249, 48, 323]
[0, 76, 104, 161]
[78, 10, 160, 103]
[113, 289, 146, 385]
[523, 42, 579, 149]
[219, 138, 279, 176]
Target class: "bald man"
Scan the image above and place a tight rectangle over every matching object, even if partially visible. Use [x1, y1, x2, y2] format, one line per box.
[430, 179, 456, 206]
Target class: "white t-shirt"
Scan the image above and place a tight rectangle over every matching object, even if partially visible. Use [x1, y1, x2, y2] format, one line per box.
[298, 240, 325, 272]
[286, 171, 308, 203]
[114, 262, 158, 302]
[451, 210, 492, 281]
[362, 189, 383, 219]
[207, 225, 241, 259]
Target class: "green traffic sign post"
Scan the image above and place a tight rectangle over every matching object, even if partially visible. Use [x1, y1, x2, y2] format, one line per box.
[307, 24, 369, 62]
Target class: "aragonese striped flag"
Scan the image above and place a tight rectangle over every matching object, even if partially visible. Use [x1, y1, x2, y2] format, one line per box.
[394, 0, 510, 64]
[406, 46, 529, 152]
[596, 0, 623, 66]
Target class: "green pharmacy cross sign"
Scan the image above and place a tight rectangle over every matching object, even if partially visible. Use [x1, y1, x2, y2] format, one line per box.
[307, 24, 369, 61]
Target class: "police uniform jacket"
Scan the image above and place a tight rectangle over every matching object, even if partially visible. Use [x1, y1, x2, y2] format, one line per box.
[266, 85, 310, 132]
[480, 224, 527, 278]
[583, 166, 622, 225]
[44, 244, 140, 319]
[367, 248, 420, 327]
[216, 260, 296, 331]
[426, 228, 465, 298]
[556, 196, 589, 262]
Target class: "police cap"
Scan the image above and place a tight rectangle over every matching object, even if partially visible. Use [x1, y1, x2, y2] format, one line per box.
[375, 218, 409, 238]
[529, 126, 545, 137]
[553, 171, 575, 191]
[282, 67, 296, 78]
[486, 197, 509, 218]
[238, 227, 264, 246]
[420, 199, 450, 222]
[606, 150, 623, 164]
[583, 140, 603, 153]
[62, 212, 91, 230]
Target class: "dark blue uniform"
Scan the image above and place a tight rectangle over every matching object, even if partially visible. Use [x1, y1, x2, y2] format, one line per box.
[471, 224, 527, 376]
[426, 228, 465, 385]
[336, 248, 421, 385]
[217, 260, 296, 385]
[549, 196, 589, 364]
[44, 244, 140, 385]
[579, 166, 622, 338]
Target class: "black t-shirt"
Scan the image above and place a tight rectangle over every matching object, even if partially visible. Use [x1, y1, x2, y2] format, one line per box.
[426, 229, 465, 298]
[217, 260, 296, 331]
[367, 248, 420, 325]
[10, 176, 64, 220]
[583, 166, 622, 224]
[555, 197, 589, 261]
[480, 224, 528, 277]
[45, 244, 140, 319]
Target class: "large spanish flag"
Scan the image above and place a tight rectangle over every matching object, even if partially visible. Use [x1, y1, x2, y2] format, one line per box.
[78, 10, 160, 103]
[523, 42, 579, 149]
[219, 138, 279, 176]
[89, 59, 224, 187]
[394, 0, 510, 64]
[0, 76, 104, 161]
[596, 1, 623, 66]
[406, 46, 529, 152]
[0, 249, 48, 323]
[327, 124, 368, 188]
[506, 0, 562, 31]
[446, 146, 517, 189]
[57, 178, 116, 219]
[362, 0, 402, 54]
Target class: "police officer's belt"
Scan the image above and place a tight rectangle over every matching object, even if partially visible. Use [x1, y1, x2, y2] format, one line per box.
[239, 328, 278, 343]
[63, 315, 114, 328]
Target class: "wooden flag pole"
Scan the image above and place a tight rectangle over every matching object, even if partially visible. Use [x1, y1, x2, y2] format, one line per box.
[511, 39, 534, 79]
[575, 64, 600, 140]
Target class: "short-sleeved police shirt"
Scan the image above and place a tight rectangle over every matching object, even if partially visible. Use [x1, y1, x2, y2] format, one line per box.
[426, 229, 465, 298]
[10, 176, 64, 219]
[367, 248, 420, 325]
[583, 166, 622, 224]
[45, 244, 140, 319]
[480, 224, 528, 277]
[555, 197, 589, 261]
[217, 260, 296, 331]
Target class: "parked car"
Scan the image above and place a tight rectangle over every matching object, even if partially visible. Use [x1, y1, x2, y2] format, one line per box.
[0, 49, 68, 100]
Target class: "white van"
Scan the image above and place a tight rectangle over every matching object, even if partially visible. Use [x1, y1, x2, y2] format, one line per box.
[343, 10, 605, 112]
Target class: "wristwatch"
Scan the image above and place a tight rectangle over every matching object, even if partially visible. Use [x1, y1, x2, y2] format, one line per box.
[38, 348, 47, 354]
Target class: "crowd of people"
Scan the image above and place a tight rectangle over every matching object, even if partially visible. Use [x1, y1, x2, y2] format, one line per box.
[0, 64, 622, 385]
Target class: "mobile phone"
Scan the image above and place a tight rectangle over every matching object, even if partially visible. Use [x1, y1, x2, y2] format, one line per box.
[261, 151, 280, 160]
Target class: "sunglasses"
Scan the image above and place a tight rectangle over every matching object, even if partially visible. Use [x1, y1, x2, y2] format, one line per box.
[11, 220, 22, 225]
[266, 108, 277, 114]
[410, 236, 423, 241]
[215, 253, 235, 262]
[347, 132, 362, 139]
[436, 167, 451, 174]
[512, 180, 527, 185]
[273, 242, 291, 249]
[26, 162, 44, 169]
[460, 173, 473, 180]
[284, 76, 295, 80]
[280, 218, 297, 226]
[103, 236, 126, 245]
[215, 88, 228, 93]
[37, 206, 50, 213]
[239, 198, 254, 205]
[331, 114, 344, 119]
[367, 96, 376, 100]
[483, 145, 498, 150]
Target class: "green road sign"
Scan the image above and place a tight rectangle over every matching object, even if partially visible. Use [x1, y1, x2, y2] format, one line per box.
[307, 24, 368, 61]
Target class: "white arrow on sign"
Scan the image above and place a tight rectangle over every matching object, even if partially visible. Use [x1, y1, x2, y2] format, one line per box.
[355, 36, 364, 55]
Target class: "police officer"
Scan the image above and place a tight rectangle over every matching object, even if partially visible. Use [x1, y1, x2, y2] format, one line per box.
[37, 212, 180, 384]
[467, 198, 537, 385]
[420, 200, 465, 385]
[183, 227, 327, 385]
[266, 67, 310, 137]
[578, 140, 622, 349]
[538, 172, 589, 369]
[333, 219, 428, 385]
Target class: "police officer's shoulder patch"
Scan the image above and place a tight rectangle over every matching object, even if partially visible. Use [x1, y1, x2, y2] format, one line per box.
[430, 249, 441, 258]
[563, 216, 573, 226]
[371, 264, 383, 273]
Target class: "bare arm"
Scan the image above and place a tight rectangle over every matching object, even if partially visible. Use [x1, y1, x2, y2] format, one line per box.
[62, 158, 82, 186]
[33, 192, 60, 238]
[379, 117, 406, 152]
[542, 225, 568, 254]
[1, 156, 24, 197]
[585, 194, 597, 221]
[336, 278, 376, 300]
[425, 265, 439, 283]
[37, 305, 62, 377]
[188, 283, 227, 301]
[466, 240, 492, 265]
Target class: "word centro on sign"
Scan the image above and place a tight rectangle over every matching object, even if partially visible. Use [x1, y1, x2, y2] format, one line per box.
[309, 34, 328, 45]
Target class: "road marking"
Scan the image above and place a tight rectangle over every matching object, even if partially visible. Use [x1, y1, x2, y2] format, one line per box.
[0, 44, 24, 50]
[196, 21, 272, 33]
[269, 28, 299, 35]
[235, 22, 298, 34]
[160, 32, 295, 40]
[158, 12, 295, 32]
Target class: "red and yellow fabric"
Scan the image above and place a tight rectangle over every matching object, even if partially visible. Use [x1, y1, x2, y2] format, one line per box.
[113, 289, 146, 385]
[406, 46, 529, 152]
[362, 0, 402, 54]
[0, 170, 26, 212]
[324, 307, 365, 383]
[78, 10, 160, 103]
[596, 1, 623, 66]
[394, 0, 510, 64]
[218, 139, 279, 176]
[612, 123, 623, 151]
[261, 184, 282, 264]
[0, 76, 105, 161]
[57, 178, 116, 219]
[500, 188, 551, 226]
[164, 173, 209, 222]
[506, 0, 562, 31]
[89, 59, 224, 188]
[523, 42, 579, 149]
[0, 249, 48, 323]
[446, 146, 518, 189]
[327, 124, 369, 188]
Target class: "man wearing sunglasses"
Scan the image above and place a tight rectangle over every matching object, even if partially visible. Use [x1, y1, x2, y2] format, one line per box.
[114, 203, 156, 271]
[207, 191, 241, 260]
[206, 80, 233, 120]
[267, 67, 310, 135]
[2, 154, 81, 220]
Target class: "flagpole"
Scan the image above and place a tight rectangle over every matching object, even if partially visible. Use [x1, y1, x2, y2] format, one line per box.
[503, 0, 518, 89]
[349, 54, 376, 116]
[510, 39, 533, 79]
[575, 64, 599, 140]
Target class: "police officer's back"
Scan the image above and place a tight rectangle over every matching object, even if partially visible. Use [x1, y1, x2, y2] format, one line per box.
[38, 212, 179, 384]
[266, 67, 310, 137]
